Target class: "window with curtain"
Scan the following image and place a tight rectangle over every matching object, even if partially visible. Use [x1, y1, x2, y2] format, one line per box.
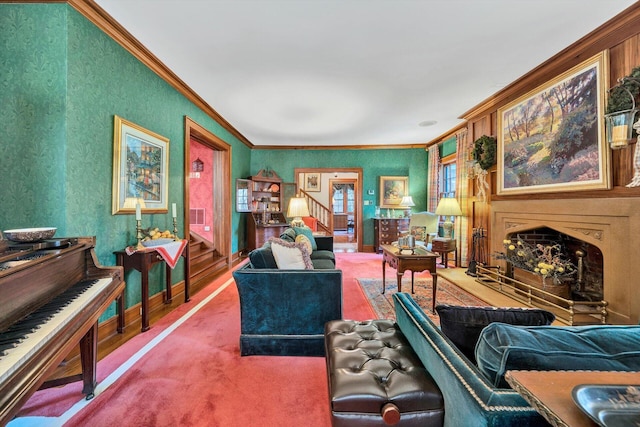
[442, 162, 457, 196]
[333, 187, 344, 213]
[332, 183, 354, 214]
[440, 154, 457, 197]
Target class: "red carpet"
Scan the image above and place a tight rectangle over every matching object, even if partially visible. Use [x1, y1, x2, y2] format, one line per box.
[15, 253, 379, 427]
[14, 253, 482, 426]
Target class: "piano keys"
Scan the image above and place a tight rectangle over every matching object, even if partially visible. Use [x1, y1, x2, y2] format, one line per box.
[0, 237, 124, 426]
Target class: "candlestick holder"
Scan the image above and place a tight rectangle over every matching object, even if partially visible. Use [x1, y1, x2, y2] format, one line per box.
[173, 217, 180, 240]
[136, 219, 144, 246]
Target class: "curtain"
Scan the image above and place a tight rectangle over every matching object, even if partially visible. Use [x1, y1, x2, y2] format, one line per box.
[454, 128, 471, 267]
[426, 144, 440, 212]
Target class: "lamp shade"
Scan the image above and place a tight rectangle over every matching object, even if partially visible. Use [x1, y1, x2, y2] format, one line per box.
[435, 197, 462, 239]
[400, 196, 415, 207]
[435, 197, 462, 217]
[287, 197, 310, 219]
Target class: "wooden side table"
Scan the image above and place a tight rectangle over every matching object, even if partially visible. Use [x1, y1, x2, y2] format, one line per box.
[505, 370, 640, 427]
[114, 243, 190, 332]
[431, 238, 457, 268]
[380, 244, 438, 312]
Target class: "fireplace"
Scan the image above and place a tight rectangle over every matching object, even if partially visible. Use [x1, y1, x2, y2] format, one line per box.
[504, 227, 603, 302]
[489, 198, 640, 324]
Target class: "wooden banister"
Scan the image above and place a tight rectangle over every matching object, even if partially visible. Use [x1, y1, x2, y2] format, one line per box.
[300, 190, 333, 234]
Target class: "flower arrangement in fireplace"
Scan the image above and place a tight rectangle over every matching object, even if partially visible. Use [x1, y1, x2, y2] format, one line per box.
[496, 239, 577, 281]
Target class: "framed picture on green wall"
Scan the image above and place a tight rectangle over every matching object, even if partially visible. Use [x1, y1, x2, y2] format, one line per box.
[304, 173, 321, 192]
[379, 176, 408, 208]
[112, 115, 169, 215]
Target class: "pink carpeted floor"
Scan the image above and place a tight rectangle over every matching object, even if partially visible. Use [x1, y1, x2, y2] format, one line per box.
[15, 252, 399, 427]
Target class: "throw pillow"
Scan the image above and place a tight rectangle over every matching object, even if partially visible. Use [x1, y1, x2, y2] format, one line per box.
[435, 304, 555, 364]
[293, 226, 317, 250]
[410, 225, 427, 242]
[295, 234, 313, 254]
[476, 323, 640, 388]
[269, 237, 314, 270]
[247, 242, 277, 269]
[279, 228, 297, 243]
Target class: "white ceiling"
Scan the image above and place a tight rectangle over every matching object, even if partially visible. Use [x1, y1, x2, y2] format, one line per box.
[95, 0, 637, 147]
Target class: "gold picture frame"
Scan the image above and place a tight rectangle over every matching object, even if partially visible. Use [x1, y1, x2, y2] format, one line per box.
[497, 51, 610, 195]
[112, 115, 170, 214]
[379, 176, 408, 208]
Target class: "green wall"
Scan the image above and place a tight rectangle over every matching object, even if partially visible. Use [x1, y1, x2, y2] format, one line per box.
[0, 4, 251, 319]
[0, 3, 429, 322]
[251, 148, 428, 246]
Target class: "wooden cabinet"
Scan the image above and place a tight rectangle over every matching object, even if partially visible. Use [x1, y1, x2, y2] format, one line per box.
[246, 212, 288, 251]
[373, 217, 409, 253]
[245, 169, 288, 251]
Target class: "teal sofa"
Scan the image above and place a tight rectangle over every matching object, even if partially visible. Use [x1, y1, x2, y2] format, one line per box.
[392, 292, 640, 427]
[232, 232, 342, 356]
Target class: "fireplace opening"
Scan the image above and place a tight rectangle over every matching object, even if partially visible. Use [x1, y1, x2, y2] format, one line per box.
[505, 227, 603, 302]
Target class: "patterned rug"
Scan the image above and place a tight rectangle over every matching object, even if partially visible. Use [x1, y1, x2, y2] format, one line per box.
[357, 276, 487, 324]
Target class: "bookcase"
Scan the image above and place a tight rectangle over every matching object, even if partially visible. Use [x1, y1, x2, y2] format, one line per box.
[245, 169, 288, 251]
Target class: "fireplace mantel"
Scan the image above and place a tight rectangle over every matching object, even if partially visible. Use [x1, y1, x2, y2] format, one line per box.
[491, 198, 639, 324]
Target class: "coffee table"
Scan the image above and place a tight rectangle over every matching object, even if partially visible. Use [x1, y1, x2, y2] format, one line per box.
[505, 370, 640, 427]
[380, 244, 438, 312]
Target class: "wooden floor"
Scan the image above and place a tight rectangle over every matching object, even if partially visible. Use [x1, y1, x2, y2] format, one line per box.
[333, 230, 357, 252]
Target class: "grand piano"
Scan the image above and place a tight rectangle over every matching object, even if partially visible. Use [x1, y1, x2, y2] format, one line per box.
[0, 236, 124, 426]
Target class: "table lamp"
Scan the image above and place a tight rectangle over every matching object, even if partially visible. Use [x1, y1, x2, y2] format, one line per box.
[435, 197, 462, 239]
[287, 196, 310, 228]
[400, 195, 415, 217]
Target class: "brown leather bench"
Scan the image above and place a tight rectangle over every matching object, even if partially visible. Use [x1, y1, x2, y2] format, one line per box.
[324, 319, 444, 426]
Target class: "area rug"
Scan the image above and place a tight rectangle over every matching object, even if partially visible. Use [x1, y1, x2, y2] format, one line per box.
[358, 276, 488, 324]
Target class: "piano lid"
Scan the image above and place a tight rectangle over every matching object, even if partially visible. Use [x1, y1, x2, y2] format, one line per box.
[0, 237, 91, 332]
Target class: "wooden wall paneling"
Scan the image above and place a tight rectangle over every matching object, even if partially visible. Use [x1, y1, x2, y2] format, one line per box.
[609, 35, 640, 188]
[467, 117, 494, 265]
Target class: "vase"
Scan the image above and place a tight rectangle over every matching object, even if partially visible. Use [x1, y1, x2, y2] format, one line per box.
[512, 267, 571, 307]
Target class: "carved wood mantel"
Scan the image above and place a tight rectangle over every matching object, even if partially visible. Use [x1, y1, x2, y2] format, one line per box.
[492, 198, 638, 324]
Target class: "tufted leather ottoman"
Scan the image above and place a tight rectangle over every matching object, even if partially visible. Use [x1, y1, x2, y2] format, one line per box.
[324, 319, 444, 427]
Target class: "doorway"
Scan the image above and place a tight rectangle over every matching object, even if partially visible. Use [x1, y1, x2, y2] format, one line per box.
[330, 179, 356, 250]
[184, 117, 232, 286]
[293, 167, 363, 252]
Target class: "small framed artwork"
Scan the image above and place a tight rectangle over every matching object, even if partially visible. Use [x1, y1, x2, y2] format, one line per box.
[379, 176, 408, 208]
[112, 115, 169, 214]
[304, 173, 321, 192]
[497, 51, 610, 195]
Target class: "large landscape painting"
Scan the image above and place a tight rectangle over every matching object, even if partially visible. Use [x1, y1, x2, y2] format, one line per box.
[497, 52, 610, 195]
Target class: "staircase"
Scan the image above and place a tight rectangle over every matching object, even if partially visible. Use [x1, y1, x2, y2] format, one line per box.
[189, 232, 228, 290]
[300, 190, 333, 234]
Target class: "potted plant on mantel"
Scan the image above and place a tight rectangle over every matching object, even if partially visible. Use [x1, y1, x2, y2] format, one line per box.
[495, 238, 577, 306]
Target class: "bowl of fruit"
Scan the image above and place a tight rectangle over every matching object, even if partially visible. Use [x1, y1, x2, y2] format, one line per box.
[140, 227, 178, 247]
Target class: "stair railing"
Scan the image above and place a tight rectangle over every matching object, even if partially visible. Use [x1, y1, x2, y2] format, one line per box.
[300, 190, 333, 234]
